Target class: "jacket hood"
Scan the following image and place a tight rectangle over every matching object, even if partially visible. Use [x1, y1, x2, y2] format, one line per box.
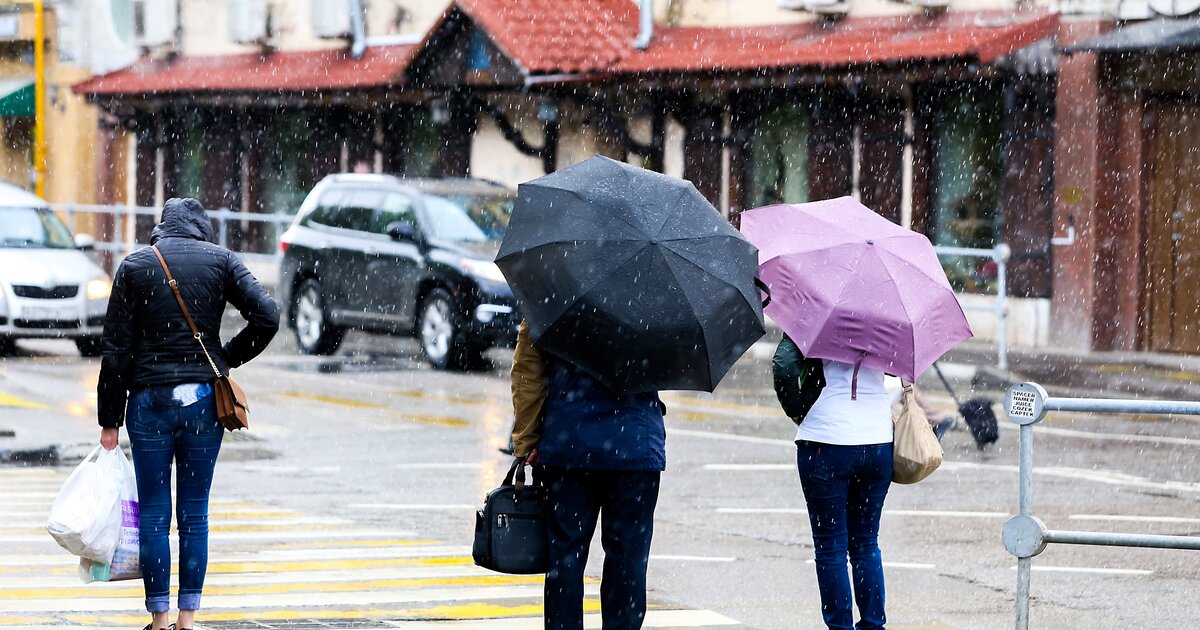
[150, 198, 213, 244]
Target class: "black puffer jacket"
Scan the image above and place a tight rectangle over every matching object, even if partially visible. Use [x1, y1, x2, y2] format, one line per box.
[97, 198, 280, 428]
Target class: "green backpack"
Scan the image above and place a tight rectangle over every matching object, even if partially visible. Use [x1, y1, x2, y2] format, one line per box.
[772, 335, 826, 425]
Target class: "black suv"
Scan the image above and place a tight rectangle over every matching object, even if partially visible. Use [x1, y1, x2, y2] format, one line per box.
[278, 174, 519, 369]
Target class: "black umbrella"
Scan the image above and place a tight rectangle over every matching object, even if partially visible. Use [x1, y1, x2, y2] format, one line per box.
[495, 156, 765, 394]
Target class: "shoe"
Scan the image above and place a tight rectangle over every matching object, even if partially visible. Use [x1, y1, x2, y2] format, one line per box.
[141, 624, 175, 630]
[933, 417, 954, 440]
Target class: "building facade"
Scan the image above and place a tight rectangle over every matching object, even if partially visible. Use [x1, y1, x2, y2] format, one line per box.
[62, 0, 1200, 352]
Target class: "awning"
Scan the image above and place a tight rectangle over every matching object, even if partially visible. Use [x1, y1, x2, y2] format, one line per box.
[0, 77, 34, 117]
[1062, 18, 1200, 54]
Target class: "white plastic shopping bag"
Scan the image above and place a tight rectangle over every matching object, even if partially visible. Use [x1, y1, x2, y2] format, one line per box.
[45, 446, 125, 563]
[79, 448, 140, 583]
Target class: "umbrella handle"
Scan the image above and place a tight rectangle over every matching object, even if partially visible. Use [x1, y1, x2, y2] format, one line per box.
[754, 277, 772, 309]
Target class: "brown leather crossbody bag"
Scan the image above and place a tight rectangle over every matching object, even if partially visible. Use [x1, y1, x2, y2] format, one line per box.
[150, 245, 249, 431]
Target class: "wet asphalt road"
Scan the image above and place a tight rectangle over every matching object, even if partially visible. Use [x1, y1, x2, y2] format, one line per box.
[2, 326, 1199, 630]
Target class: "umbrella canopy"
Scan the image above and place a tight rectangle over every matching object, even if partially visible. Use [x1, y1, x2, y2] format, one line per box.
[741, 197, 972, 381]
[496, 156, 765, 394]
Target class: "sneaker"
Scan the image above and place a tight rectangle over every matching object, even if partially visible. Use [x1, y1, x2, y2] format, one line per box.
[933, 416, 954, 441]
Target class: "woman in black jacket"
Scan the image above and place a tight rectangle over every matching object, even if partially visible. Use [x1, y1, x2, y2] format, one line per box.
[97, 198, 279, 630]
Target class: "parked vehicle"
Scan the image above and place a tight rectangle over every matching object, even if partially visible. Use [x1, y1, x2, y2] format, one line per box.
[0, 183, 110, 356]
[279, 174, 520, 369]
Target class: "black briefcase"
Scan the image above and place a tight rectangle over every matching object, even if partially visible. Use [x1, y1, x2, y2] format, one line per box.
[472, 459, 549, 575]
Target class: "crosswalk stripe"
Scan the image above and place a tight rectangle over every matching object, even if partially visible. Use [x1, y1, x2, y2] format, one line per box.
[2, 544, 472, 566]
[0, 469, 741, 628]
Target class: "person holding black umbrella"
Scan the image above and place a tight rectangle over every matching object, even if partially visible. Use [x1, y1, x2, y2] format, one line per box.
[499, 157, 767, 630]
[511, 319, 665, 630]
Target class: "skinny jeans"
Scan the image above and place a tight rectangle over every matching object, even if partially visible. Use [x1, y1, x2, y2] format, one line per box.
[541, 467, 660, 630]
[125, 384, 222, 613]
[796, 440, 892, 630]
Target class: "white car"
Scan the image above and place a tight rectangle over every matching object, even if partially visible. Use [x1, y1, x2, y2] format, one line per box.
[0, 183, 110, 356]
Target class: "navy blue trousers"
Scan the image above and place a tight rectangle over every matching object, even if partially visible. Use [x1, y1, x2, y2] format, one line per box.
[540, 467, 660, 630]
[797, 441, 893, 630]
[126, 385, 223, 613]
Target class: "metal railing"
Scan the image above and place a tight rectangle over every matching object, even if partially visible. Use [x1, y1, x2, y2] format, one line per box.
[934, 243, 1010, 371]
[54, 203, 293, 264]
[1001, 382, 1200, 630]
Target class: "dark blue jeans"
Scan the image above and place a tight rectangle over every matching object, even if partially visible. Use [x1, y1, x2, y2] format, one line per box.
[541, 467, 660, 630]
[126, 385, 222, 613]
[797, 441, 893, 630]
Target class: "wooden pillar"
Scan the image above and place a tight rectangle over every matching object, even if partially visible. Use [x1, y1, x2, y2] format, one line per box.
[201, 108, 240, 211]
[910, 85, 937, 237]
[808, 88, 853, 202]
[858, 98, 905, 224]
[93, 113, 120, 271]
[134, 120, 157, 243]
[682, 99, 724, 207]
[435, 93, 477, 177]
[727, 93, 753, 228]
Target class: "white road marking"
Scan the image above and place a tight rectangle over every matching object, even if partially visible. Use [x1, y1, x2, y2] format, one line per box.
[1069, 514, 1200, 524]
[394, 462, 486, 470]
[806, 560, 935, 570]
[0, 584, 588, 612]
[0, 528, 419, 544]
[236, 464, 343, 474]
[1014, 566, 1153, 576]
[717, 507, 1008, 519]
[667, 427, 793, 447]
[0, 566, 491, 589]
[704, 464, 793, 471]
[1000, 422, 1200, 447]
[397, 609, 740, 629]
[650, 554, 737, 562]
[1, 544, 473, 567]
[1, 516, 350, 529]
[350, 503, 477, 511]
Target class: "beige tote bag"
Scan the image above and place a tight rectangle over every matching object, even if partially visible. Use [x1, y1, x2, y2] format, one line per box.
[892, 380, 943, 484]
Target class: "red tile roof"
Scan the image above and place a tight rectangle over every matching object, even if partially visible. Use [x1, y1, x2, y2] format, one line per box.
[620, 11, 1059, 74]
[74, 7, 1057, 98]
[75, 44, 416, 97]
[455, 0, 639, 75]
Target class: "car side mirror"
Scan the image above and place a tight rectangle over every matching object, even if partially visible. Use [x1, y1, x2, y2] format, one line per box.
[74, 233, 96, 250]
[387, 222, 420, 243]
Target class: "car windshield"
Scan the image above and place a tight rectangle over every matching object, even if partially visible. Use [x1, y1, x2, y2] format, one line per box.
[0, 207, 75, 249]
[422, 194, 513, 242]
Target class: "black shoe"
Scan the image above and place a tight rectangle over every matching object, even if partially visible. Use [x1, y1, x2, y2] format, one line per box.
[142, 624, 176, 630]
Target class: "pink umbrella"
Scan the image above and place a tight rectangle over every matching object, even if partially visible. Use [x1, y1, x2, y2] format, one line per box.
[741, 197, 972, 382]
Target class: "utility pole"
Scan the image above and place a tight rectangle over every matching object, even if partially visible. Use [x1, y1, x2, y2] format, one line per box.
[33, 0, 47, 198]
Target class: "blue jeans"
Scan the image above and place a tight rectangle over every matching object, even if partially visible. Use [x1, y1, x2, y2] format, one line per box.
[541, 467, 660, 630]
[797, 441, 893, 630]
[126, 384, 222, 613]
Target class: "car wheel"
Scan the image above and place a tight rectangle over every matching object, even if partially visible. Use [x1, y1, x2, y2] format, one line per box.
[75, 337, 103, 357]
[418, 289, 482, 370]
[293, 279, 344, 355]
[0, 337, 15, 356]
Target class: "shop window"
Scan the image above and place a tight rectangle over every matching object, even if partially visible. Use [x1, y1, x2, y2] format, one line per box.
[747, 102, 809, 208]
[933, 88, 1004, 293]
[262, 111, 312, 216]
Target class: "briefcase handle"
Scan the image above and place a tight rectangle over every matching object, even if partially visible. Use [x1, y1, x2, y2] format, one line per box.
[505, 456, 539, 490]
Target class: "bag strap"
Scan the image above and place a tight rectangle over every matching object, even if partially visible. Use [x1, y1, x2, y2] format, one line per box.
[150, 245, 223, 380]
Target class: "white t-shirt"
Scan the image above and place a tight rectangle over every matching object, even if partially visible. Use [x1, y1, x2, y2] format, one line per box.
[794, 359, 894, 446]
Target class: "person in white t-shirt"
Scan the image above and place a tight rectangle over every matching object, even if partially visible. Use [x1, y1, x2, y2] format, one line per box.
[773, 334, 891, 630]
